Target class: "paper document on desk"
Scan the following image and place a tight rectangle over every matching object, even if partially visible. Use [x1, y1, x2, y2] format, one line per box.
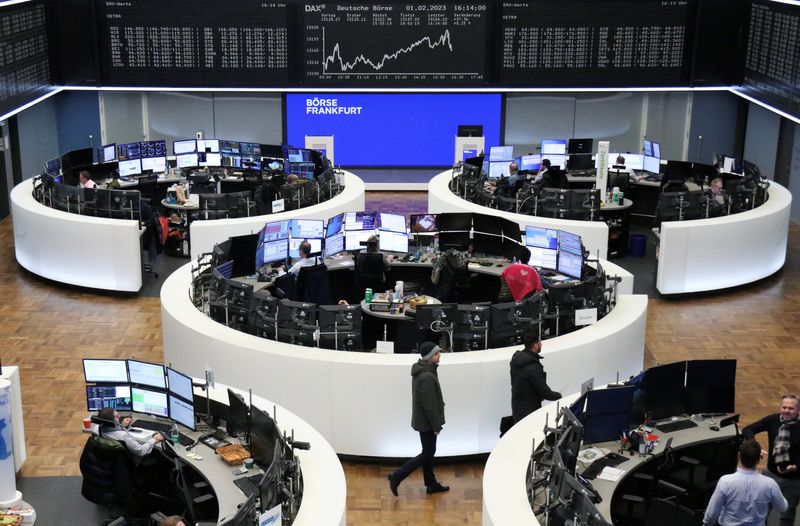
[337, 259, 354, 267]
[597, 467, 625, 482]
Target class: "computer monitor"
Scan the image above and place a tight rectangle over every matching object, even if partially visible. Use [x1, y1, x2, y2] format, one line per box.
[438, 232, 470, 251]
[489, 145, 514, 162]
[199, 152, 222, 167]
[410, 214, 438, 234]
[324, 231, 345, 258]
[652, 141, 661, 159]
[289, 219, 324, 239]
[139, 140, 166, 158]
[570, 189, 601, 212]
[525, 226, 558, 249]
[83, 359, 129, 383]
[488, 161, 511, 179]
[567, 154, 594, 171]
[379, 231, 409, 253]
[437, 213, 472, 232]
[529, 247, 558, 270]
[278, 299, 317, 329]
[685, 359, 736, 415]
[239, 142, 261, 156]
[220, 493, 256, 526]
[226, 388, 250, 438]
[557, 251, 583, 280]
[141, 156, 166, 173]
[416, 304, 458, 343]
[568, 138, 593, 155]
[345, 230, 373, 252]
[643, 155, 661, 175]
[169, 394, 196, 431]
[519, 154, 541, 172]
[643, 361, 687, 420]
[542, 155, 567, 169]
[259, 220, 290, 243]
[118, 159, 142, 177]
[558, 230, 582, 256]
[117, 142, 141, 160]
[86, 385, 132, 412]
[173, 139, 197, 155]
[557, 408, 584, 473]
[127, 360, 166, 389]
[45, 157, 61, 176]
[457, 124, 483, 137]
[249, 405, 280, 468]
[643, 139, 654, 157]
[319, 304, 361, 332]
[221, 154, 242, 168]
[219, 140, 240, 155]
[721, 155, 741, 174]
[463, 155, 485, 173]
[176, 153, 198, 169]
[326, 213, 344, 237]
[258, 238, 289, 267]
[541, 139, 567, 155]
[257, 439, 283, 513]
[167, 367, 193, 402]
[582, 386, 635, 444]
[197, 139, 219, 153]
[289, 238, 323, 259]
[378, 213, 406, 234]
[490, 300, 532, 333]
[99, 143, 117, 163]
[345, 212, 377, 231]
[131, 386, 169, 418]
[473, 233, 502, 256]
[473, 214, 503, 236]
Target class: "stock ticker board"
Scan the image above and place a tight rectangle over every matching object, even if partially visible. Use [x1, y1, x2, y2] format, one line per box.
[0, 1, 51, 116]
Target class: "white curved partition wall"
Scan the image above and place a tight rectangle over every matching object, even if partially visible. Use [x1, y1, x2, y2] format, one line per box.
[428, 171, 610, 260]
[11, 179, 143, 292]
[656, 182, 792, 294]
[189, 171, 365, 259]
[162, 263, 646, 458]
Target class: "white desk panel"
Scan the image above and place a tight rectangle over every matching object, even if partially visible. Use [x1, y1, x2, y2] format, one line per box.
[428, 171, 610, 260]
[11, 179, 143, 292]
[189, 171, 365, 260]
[162, 263, 646, 457]
[656, 182, 791, 294]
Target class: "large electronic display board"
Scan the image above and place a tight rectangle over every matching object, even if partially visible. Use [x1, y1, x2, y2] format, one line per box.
[742, 0, 800, 120]
[300, 2, 491, 86]
[0, 1, 51, 117]
[497, 0, 695, 86]
[286, 93, 502, 166]
[95, 0, 290, 87]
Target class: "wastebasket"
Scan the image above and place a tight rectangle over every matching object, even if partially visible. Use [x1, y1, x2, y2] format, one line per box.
[629, 234, 647, 257]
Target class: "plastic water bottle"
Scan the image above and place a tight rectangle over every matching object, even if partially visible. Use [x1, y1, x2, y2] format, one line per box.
[170, 423, 179, 445]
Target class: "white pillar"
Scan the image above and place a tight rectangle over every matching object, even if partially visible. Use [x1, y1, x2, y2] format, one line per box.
[0, 379, 35, 524]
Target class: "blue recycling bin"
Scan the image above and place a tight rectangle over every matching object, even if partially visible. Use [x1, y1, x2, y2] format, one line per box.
[629, 234, 647, 257]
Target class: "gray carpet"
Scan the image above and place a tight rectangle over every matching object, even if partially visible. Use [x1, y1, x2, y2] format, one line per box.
[17, 476, 108, 525]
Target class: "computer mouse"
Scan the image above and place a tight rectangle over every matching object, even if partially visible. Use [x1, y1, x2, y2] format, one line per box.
[710, 426, 720, 431]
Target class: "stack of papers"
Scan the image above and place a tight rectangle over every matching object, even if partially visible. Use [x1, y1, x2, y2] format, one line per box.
[597, 467, 625, 482]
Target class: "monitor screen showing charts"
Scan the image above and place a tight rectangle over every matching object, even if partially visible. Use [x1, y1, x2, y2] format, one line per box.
[345, 230, 373, 252]
[489, 145, 514, 162]
[525, 226, 558, 250]
[127, 360, 166, 389]
[289, 219, 324, 239]
[289, 238, 323, 259]
[83, 359, 129, 383]
[325, 232, 344, 257]
[379, 231, 409, 253]
[168, 394, 196, 431]
[131, 386, 168, 418]
[378, 213, 406, 233]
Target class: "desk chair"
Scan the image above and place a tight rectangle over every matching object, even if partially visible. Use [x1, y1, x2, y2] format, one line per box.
[354, 252, 387, 294]
[296, 261, 332, 304]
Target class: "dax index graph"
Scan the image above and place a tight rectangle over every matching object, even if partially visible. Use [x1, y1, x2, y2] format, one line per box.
[301, 2, 490, 85]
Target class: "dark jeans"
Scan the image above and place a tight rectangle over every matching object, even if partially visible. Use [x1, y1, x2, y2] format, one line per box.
[393, 431, 438, 487]
[766, 471, 800, 526]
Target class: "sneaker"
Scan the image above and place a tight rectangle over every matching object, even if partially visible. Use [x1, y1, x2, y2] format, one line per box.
[426, 482, 450, 494]
[388, 473, 399, 497]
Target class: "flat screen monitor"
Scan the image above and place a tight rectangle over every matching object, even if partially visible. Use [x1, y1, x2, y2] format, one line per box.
[583, 386, 635, 444]
[345, 230, 373, 252]
[643, 361, 687, 420]
[489, 145, 514, 162]
[45, 157, 61, 176]
[410, 214, 438, 234]
[249, 405, 280, 468]
[722, 156, 740, 174]
[260, 220, 290, 243]
[541, 139, 567, 155]
[558, 230, 582, 256]
[325, 232, 345, 258]
[286, 147, 313, 163]
[259, 238, 289, 266]
[378, 213, 406, 233]
[289, 219, 324, 239]
[345, 212, 377, 231]
[167, 367, 193, 402]
[606, 153, 644, 171]
[141, 156, 166, 173]
[379, 231, 409, 253]
[473, 214, 503, 236]
[519, 154, 541, 172]
[685, 359, 736, 415]
[176, 153, 198, 168]
[643, 155, 661, 175]
[219, 140, 240, 155]
[257, 440, 283, 513]
[437, 213, 472, 232]
[488, 161, 511, 179]
[525, 226, 558, 249]
[139, 140, 166, 158]
[568, 138, 593, 155]
[127, 360, 166, 389]
[84, 359, 129, 383]
[239, 142, 261, 156]
[86, 385, 132, 412]
[557, 251, 583, 280]
[173, 140, 197, 155]
[118, 159, 142, 177]
[652, 141, 661, 158]
[542, 154, 566, 169]
[131, 386, 168, 418]
[529, 247, 558, 270]
[168, 394, 196, 431]
[241, 156, 261, 171]
[221, 493, 256, 526]
[222, 154, 242, 168]
[643, 139, 654, 157]
[473, 232, 502, 256]
[117, 142, 140, 160]
[289, 238, 323, 259]
[326, 213, 344, 237]
[199, 153, 222, 167]
[457, 124, 483, 137]
[100, 143, 117, 163]
[197, 139, 219, 153]
[227, 388, 250, 438]
[567, 154, 594, 171]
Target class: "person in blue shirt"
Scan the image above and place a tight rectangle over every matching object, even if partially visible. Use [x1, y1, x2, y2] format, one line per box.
[703, 438, 787, 526]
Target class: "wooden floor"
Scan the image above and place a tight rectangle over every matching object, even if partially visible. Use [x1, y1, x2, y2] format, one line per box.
[2, 190, 799, 525]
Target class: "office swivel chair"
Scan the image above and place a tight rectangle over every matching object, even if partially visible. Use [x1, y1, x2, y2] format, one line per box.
[296, 261, 332, 304]
[354, 252, 387, 294]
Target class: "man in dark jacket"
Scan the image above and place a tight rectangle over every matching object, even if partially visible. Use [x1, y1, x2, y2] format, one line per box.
[388, 342, 449, 496]
[743, 394, 800, 526]
[510, 332, 561, 424]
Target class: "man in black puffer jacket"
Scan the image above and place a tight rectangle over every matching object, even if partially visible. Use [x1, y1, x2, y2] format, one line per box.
[510, 331, 561, 424]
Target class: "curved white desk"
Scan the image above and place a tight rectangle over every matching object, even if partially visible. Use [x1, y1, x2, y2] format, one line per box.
[195, 381, 346, 526]
[428, 171, 610, 260]
[189, 171, 365, 260]
[162, 263, 645, 458]
[656, 182, 792, 294]
[11, 179, 143, 292]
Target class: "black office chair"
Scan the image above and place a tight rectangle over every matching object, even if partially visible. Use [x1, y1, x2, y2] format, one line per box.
[296, 261, 332, 304]
[435, 252, 469, 303]
[354, 252, 387, 294]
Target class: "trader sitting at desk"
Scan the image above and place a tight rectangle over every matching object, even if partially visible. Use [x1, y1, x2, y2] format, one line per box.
[287, 240, 318, 276]
[96, 407, 165, 462]
[79, 170, 97, 189]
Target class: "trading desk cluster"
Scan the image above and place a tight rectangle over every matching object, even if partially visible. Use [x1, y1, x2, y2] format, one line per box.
[527, 359, 739, 526]
[83, 358, 306, 525]
[33, 140, 343, 224]
[191, 210, 623, 353]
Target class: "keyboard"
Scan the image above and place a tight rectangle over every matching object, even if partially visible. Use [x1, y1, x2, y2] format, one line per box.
[233, 473, 263, 498]
[656, 419, 698, 433]
[130, 420, 194, 446]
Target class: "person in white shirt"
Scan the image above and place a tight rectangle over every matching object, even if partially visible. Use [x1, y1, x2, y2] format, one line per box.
[287, 240, 317, 276]
[79, 170, 97, 189]
[96, 407, 164, 463]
